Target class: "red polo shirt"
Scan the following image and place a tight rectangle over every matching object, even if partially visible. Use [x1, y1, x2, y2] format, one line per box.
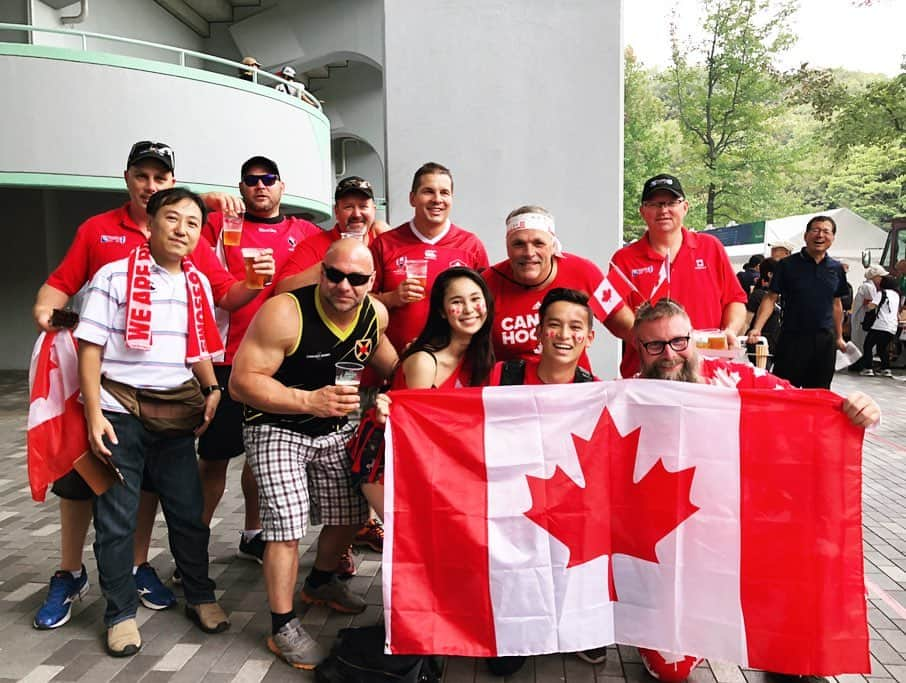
[276, 225, 342, 281]
[46, 203, 235, 303]
[609, 227, 746, 378]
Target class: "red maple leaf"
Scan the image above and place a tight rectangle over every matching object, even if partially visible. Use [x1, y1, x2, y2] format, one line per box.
[599, 287, 612, 303]
[524, 406, 699, 601]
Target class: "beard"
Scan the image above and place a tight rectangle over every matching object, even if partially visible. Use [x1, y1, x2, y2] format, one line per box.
[639, 353, 701, 383]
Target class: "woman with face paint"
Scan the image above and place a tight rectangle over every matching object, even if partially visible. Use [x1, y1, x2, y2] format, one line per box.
[395, 266, 496, 390]
[349, 267, 495, 521]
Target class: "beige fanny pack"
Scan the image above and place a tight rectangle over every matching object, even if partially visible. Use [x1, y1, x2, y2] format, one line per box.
[101, 376, 206, 436]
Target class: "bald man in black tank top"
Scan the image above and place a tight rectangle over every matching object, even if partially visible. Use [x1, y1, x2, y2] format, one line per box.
[231, 239, 398, 670]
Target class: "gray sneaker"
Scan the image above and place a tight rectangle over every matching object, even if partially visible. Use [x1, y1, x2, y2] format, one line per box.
[300, 576, 367, 614]
[267, 617, 327, 670]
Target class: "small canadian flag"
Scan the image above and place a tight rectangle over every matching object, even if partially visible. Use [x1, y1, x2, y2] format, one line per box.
[591, 272, 623, 318]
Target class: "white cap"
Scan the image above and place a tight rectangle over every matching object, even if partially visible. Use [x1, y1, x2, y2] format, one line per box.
[280, 65, 296, 78]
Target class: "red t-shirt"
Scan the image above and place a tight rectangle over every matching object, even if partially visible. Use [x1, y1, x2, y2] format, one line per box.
[483, 253, 624, 370]
[371, 221, 490, 352]
[609, 228, 747, 378]
[45, 203, 235, 302]
[276, 224, 342, 281]
[203, 212, 321, 363]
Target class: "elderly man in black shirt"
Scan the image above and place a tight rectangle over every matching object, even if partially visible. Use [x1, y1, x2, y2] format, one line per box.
[747, 215, 848, 388]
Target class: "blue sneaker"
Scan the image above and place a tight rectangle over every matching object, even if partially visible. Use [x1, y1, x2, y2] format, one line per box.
[33, 565, 89, 629]
[134, 563, 177, 610]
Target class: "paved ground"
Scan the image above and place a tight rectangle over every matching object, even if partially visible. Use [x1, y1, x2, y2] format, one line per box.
[0, 369, 904, 682]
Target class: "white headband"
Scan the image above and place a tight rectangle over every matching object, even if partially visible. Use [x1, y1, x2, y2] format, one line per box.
[505, 212, 563, 256]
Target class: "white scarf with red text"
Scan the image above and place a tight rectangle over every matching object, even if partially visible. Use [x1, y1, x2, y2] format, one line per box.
[124, 242, 223, 363]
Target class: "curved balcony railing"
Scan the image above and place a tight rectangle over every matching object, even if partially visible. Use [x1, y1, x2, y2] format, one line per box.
[0, 22, 321, 109]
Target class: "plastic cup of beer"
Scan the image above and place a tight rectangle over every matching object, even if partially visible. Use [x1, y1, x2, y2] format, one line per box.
[241, 248, 268, 289]
[693, 329, 727, 351]
[222, 214, 243, 246]
[405, 259, 428, 298]
[335, 362, 364, 387]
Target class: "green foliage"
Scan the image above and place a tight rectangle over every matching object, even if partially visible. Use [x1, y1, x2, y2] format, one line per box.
[666, 0, 798, 226]
[623, 48, 672, 241]
[824, 143, 906, 224]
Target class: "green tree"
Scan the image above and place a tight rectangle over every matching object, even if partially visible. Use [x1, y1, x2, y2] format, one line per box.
[623, 48, 672, 241]
[666, 0, 797, 226]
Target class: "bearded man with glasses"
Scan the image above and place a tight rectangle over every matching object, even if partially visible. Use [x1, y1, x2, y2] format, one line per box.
[609, 174, 747, 379]
[196, 156, 322, 567]
[631, 297, 878, 681]
[230, 238, 398, 670]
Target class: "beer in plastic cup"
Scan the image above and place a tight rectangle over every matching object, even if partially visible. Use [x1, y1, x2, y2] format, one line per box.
[405, 259, 428, 299]
[222, 215, 243, 247]
[241, 248, 268, 289]
[335, 362, 364, 386]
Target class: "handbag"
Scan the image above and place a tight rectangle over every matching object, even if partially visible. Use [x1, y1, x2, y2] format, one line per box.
[101, 376, 206, 436]
[861, 290, 888, 332]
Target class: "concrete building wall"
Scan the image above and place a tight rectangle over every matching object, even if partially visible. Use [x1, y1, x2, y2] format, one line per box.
[29, 0, 206, 59]
[382, 0, 623, 373]
[317, 61, 385, 163]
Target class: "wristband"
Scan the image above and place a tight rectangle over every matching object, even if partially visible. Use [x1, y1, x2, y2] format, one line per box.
[201, 385, 223, 397]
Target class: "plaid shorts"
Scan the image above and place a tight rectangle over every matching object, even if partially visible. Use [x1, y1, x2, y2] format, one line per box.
[243, 423, 368, 542]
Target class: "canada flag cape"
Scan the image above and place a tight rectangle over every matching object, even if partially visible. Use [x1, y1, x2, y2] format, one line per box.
[27, 331, 89, 502]
[382, 380, 868, 675]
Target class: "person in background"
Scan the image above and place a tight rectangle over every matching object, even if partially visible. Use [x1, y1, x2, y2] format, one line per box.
[849, 266, 887, 369]
[239, 56, 261, 82]
[860, 274, 901, 377]
[736, 254, 763, 295]
[744, 257, 781, 367]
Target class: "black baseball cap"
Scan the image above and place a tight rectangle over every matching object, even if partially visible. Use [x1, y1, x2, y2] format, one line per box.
[641, 174, 685, 203]
[127, 141, 175, 172]
[240, 156, 280, 178]
[334, 176, 375, 201]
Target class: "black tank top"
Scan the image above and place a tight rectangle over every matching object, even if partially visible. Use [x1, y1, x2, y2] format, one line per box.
[244, 284, 380, 435]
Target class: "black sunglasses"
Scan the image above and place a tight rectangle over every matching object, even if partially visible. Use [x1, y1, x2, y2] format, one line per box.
[323, 265, 373, 287]
[242, 173, 279, 187]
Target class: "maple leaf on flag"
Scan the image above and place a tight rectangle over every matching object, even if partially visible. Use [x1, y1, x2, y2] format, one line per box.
[524, 407, 699, 601]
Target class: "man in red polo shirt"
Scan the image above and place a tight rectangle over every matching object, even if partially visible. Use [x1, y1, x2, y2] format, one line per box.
[275, 176, 390, 293]
[198, 156, 322, 564]
[609, 174, 747, 378]
[370, 162, 490, 353]
[30, 140, 274, 631]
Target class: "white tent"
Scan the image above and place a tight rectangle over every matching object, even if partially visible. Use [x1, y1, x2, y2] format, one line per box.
[705, 207, 889, 287]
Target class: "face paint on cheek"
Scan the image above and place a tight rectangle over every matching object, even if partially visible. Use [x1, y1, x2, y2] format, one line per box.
[447, 303, 463, 318]
[545, 329, 557, 339]
[474, 301, 486, 316]
[573, 333, 586, 344]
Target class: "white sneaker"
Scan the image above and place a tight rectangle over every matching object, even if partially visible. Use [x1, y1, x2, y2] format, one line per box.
[860, 369, 875, 377]
[880, 369, 893, 377]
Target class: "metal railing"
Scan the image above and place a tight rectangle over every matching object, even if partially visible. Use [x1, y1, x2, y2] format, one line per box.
[0, 22, 321, 110]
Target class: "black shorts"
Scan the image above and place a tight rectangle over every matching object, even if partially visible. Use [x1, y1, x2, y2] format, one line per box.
[198, 365, 245, 461]
[51, 459, 157, 500]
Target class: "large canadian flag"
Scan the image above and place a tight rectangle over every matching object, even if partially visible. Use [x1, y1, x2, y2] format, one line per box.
[27, 331, 89, 502]
[383, 380, 868, 676]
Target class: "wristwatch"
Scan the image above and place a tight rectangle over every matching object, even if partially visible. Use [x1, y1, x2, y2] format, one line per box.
[201, 384, 223, 397]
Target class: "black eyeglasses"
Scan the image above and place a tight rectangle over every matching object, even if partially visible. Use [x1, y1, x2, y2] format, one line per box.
[242, 173, 279, 187]
[323, 265, 373, 287]
[641, 199, 684, 209]
[639, 336, 690, 355]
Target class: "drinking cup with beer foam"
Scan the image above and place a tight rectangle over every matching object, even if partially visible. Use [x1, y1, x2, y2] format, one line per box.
[405, 259, 428, 301]
[222, 214, 243, 247]
[335, 362, 364, 387]
[241, 247, 268, 289]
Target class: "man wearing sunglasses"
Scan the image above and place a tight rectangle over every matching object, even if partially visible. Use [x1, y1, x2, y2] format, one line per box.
[198, 156, 321, 566]
[630, 297, 878, 682]
[230, 238, 398, 670]
[29, 140, 277, 632]
[609, 174, 747, 379]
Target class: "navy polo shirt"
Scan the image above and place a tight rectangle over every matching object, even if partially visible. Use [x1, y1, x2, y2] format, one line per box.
[770, 248, 847, 333]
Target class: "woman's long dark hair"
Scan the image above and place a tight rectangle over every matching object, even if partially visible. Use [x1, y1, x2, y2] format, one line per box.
[400, 267, 495, 386]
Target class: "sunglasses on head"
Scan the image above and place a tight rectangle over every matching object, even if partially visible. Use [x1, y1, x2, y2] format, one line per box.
[242, 173, 279, 187]
[323, 265, 373, 287]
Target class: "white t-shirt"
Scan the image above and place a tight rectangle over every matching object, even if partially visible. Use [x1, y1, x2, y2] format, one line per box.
[870, 288, 900, 334]
[852, 281, 876, 321]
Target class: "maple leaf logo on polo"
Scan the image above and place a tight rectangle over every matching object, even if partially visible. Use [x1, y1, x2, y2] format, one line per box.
[524, 407, 698, 601]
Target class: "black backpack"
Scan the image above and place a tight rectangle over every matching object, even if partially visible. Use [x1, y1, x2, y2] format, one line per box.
[499, 359, 595, 385]
[315, 625, 443, 683]
[861, 290, 888, 332]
